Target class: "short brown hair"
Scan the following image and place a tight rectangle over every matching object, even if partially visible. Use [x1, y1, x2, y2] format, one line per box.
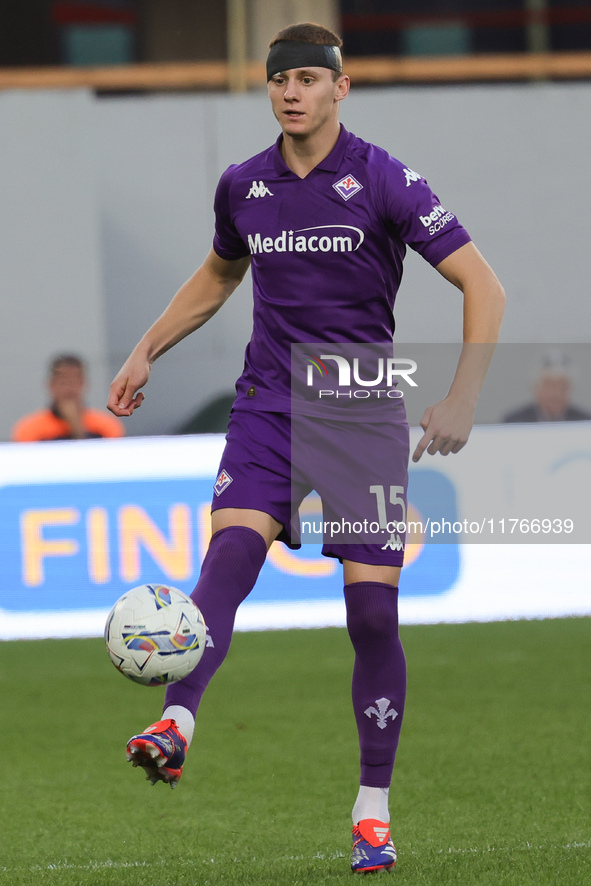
[49, 354, 85, 376]
[269, 22, 343, 50]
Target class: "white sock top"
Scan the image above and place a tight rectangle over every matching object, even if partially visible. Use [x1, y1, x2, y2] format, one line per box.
[352, 786, 390, 825]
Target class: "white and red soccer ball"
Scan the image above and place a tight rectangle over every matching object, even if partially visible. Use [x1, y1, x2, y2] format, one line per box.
[105, 584, 207, 686]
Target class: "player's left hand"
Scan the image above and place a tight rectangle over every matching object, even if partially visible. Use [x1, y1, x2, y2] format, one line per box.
[412, 396, 475, 462]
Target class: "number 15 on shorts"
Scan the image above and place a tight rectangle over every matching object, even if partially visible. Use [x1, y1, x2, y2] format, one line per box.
[370, 485, 407, 531]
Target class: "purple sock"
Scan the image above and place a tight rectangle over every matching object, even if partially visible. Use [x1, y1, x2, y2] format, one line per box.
[344, 581, 407, 789]
[164, 525, 267, 715]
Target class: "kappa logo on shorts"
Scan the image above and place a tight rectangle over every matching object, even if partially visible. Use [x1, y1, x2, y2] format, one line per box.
[213, 469, 233, 496]
[381, 533, 404, 552]
[333, 173, 363, 201]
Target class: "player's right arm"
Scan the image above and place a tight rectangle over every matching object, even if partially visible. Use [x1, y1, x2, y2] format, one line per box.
[107, 248, 251, 416]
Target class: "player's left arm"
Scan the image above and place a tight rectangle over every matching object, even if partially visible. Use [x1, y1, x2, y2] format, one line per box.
[412, 241, 505, 462]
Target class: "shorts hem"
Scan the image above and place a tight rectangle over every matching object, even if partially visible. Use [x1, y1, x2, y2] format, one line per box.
[321, 546, 405, 567]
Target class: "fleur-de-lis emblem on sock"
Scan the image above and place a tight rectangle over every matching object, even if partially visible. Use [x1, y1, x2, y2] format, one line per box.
[364, 697, 398, 730]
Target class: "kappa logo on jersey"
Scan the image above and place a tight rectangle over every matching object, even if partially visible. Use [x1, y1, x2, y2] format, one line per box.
[333, 173, 363, 201]
[403, 167, 423, 187]
[213, 469, 233, 496]
[246, 180, 274, 199]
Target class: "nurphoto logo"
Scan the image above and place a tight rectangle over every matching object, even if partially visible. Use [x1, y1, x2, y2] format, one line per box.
[305, 352, 417, 400]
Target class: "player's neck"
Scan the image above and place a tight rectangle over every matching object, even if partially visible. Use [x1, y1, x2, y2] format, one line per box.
[280, 120, 341, 179]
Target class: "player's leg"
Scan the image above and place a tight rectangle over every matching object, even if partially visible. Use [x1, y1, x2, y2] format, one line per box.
[127, 509, 279, 786]
[344, 560, 404, 805]
[343, 560, 404, 873]
[127, 408, 298, 787]
[297, 409, 408, 869]
[162, 509, 279, 731]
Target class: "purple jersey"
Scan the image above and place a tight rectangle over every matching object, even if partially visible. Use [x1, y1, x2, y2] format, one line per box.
[213, 125, 471, 414]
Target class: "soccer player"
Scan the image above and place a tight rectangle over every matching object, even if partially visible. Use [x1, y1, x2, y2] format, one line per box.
[107, 22, 505, 874]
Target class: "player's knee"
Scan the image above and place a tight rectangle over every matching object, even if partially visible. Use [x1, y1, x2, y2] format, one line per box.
[201, 525, 267, 582]
[349, 612, 398, 647]
[346, 591, 400, 647]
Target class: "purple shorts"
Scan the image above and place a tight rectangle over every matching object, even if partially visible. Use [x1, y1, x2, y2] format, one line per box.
[211, 406, 409, 566]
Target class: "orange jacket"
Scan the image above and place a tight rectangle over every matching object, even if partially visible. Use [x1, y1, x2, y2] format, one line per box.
[11, 408, 125, 442]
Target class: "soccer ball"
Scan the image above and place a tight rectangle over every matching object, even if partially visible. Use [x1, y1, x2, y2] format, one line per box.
[104, 584, 207, 686]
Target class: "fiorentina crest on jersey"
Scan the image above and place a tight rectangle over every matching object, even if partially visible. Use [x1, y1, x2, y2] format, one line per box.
[333, 173, 363, 201]
[214, 469, 233, 496]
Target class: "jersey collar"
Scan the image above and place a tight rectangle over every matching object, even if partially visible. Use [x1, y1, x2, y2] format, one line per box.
[272, 124, 352, 176]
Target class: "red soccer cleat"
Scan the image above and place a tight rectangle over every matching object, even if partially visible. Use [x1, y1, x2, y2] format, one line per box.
[351, 819, 397, 873]
[126, 718, 187, 789]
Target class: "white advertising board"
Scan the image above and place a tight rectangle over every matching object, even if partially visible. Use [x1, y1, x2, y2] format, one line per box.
[0, 423, 589, 639]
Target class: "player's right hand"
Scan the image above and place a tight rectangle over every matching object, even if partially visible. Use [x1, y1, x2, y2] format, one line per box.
[107, 358, 150, 416]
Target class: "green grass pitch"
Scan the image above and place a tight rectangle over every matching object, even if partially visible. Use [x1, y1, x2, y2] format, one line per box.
[0, 618, 590, 885]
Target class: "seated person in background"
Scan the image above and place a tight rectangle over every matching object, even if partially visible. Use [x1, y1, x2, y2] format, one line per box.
[11, 354, 125, 442]
[503, 350, 591, 423]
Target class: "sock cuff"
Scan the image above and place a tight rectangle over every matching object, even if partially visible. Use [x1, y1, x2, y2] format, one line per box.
[210, 524, 268, 550]
[200, 524, 268, 591]
[344, 581, 399, 593]
[208, 524, 268, 565]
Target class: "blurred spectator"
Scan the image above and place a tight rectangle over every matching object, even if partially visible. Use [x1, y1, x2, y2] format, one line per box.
[503, 350, 591, 423]
[11, 354, 125, 442]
